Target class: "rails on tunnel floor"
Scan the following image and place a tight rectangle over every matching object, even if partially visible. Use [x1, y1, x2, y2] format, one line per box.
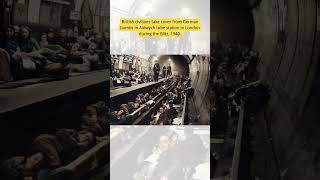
[110, 79, 166, 111]
[211, 102, 246, 180]
[110, 78, 191, 125]
[49, 137, 110, 180]
[225, 103, 281, 180]
[130, 80, 177, 125]
[230, 102, 244, 180]
[181, 92, 188, 125]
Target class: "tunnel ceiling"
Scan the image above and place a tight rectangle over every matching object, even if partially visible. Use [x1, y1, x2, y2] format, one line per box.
[250, 0, 320, 179]
[158, 55, 190, 76]
[211, 0, 255, 46]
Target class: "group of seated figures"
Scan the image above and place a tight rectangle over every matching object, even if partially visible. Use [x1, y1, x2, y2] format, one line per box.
[0, 101, 110, 180]
[210, 41, 271, 178]
[0, 25, 109, 83]
[111, 76, 193, 125]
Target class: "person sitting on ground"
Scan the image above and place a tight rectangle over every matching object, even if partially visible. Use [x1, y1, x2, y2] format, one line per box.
[0, 26, 20, 80]
[137, 94, 146, 104]
[144, 93, 152, 101]
[157, 106, 170, 125]
[135, 96, 143, 105]
[47, 28, 58, 45]
[38, 33, 48, 49]
[127, 102, 139, 113]
[65, 28, 77, 51]
[69, 42, 100, 73]
[110, 110, 128, 124]
[67, 42, 87, 64]
[81, 102, 108, 137]
[13, 25, 20, 40]
[166, 103, 178, 121]
[0, 128, 96, 180]
[94, 33, 107, 52]
[0, 154, 44, 180]
[10, 26, 69, 80]
[1, 26, 19, 57]
[55, 28, 67, 49]
[32, 128, 96, 168]
[150, 89, 158, 97]
[18, 26, 40, 53]
[119, 104, 130, 115]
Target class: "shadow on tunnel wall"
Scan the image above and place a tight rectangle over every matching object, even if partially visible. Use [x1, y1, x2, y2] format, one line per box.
[159, 55, 210, 124]
[189, 55, 210, 124]
[158, 55, 190, 76]
[210, 0, 320, 179]
[211, 0, 255, 47]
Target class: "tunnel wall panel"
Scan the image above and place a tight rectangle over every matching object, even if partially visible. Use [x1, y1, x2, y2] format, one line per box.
[253, 0, 279, 80]
[284, 0, 316, 100]
[276, 0, 299, 87]
[189, 56, 210, 124]
[253, 0, 320, 179]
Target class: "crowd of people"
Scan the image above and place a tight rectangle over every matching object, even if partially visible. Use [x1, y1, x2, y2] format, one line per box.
[150, 76, 192, 125]
[110, 126, 209, 180]
[133, 128, 208, 180]
[111, 59, 172, 88]
[0, 101, 110, 180]
[0, 25, 109, 83]
[111, 76, 193, 125]
[210, 42, 261, 134]
[111, 78, 175, 124]
[210, 41, 270, 179]
[111, 68, 153, 88]
[152, 60, 172, 82]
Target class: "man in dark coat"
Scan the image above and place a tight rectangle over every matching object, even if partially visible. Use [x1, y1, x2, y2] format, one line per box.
[162, 65, 167, 78]
[167, 65, 172, 77]
[153, 60, 160, 81]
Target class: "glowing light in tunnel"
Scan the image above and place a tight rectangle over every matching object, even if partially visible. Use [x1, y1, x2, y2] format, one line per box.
[181, 7, 191, 16]
[168, 58, 172, 62]
[152, 56, 158, 63]
[144, 2, 155, 14]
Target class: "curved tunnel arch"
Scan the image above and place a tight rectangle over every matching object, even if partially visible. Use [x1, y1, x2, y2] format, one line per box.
[149, 55, 210, 124]
[211, 0, 320, 180]
[168, 55, 210, 124]
[212, 0, 320, 179]
[158, 55, 190, 76]
[252, 1, 320, 179]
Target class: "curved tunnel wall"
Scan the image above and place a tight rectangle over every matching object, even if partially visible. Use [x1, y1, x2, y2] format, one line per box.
[252, 0, 320, 179]
[158, 55, 190, 76]
[189, 55, 210, 124]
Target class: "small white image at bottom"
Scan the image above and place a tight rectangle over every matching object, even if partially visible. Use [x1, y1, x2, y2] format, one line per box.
[110, 126, 210, 180]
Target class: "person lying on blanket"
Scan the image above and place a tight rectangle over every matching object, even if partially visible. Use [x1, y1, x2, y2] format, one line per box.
[81, 101, 109, 137]
[7, 26, 69, 81]
[0, 129, 97, 180]
[69, 42, 100, 73]
[12, 50, 70, 80]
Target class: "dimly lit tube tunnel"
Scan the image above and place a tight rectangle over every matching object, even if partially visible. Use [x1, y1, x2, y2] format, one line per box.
[110, 55, 210, 125]
[0, 0, 319, 179]
[211, 0, 320, 180]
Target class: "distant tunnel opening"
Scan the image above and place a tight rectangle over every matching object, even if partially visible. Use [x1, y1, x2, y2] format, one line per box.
[158, 55, 190, 77]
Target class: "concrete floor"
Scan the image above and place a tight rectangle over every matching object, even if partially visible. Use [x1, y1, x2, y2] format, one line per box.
[0, 70, 109, 114]
[110, 79, 164, 98]
[88, 165, 108, 180]
[249, 111, 280, 180]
